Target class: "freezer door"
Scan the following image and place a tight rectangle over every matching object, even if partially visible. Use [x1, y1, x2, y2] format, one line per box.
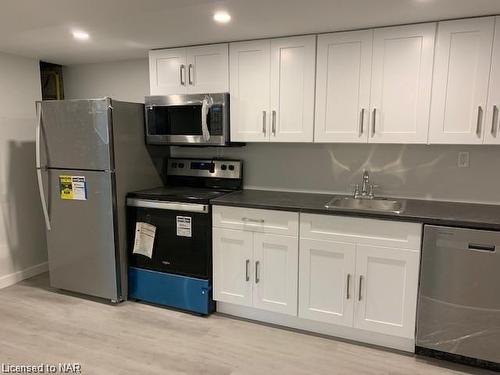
[45, 169, 120, 300]
[39, 99, 113, 170]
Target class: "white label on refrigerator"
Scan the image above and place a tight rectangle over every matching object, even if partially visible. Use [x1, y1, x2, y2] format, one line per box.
[59, 175, 87, 200]
[176, 216, 192, 237]
[133, 222, 156, 258]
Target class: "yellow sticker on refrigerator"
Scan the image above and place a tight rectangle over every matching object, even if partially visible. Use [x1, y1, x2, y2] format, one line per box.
[59, 175, 87, 200]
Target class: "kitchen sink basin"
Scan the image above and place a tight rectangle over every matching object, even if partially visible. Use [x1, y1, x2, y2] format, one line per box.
[325, 196, 406, 214]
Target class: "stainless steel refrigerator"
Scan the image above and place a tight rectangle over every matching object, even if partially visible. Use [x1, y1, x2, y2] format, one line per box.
[35, 98, 162, 302]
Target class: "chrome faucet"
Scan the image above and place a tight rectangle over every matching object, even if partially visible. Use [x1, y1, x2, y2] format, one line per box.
[353, 170, 376, 199]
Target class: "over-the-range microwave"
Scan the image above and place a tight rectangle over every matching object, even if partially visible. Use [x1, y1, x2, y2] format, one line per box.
[145, 93, 230, 146]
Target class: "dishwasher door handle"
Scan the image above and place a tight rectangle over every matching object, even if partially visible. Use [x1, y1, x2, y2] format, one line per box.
[468, 243, 496, 252]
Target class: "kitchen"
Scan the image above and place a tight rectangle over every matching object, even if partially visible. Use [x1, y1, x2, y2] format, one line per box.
[1, 0, 500, 374]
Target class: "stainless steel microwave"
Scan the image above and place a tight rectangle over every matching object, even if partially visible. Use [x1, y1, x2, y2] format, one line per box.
[144, 93, 230, 146]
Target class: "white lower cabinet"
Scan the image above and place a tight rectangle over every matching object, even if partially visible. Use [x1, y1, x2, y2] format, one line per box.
[253, 233, 298, 315]
[299, 214, 421, 340]
[213, 228, 253, 306]
[299, 238, 356, 327]
[213, 207, 299, 316]
[354, 244, 420, 338]
[214, 207, 422, 350]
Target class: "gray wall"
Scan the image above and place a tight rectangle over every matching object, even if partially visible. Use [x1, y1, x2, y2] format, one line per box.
[172, 144, 499, 204]
[63, 59, 149, 103]
[64, 58, 500, 204]
[0, 51, 47, 286]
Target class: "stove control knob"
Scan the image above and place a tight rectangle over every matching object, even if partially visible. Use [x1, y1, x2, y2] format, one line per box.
[172, 162, 177, 168]
[228, 165, 235, 171]
[221, 164, 227, 170]
[179, 163, 184, 168]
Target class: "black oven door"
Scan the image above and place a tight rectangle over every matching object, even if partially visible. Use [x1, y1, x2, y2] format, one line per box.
[127, 199, 211, 280]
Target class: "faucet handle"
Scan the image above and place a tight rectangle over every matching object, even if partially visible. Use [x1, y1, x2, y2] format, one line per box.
[368, 184, 378, 198]
[352, 184, 360, 198]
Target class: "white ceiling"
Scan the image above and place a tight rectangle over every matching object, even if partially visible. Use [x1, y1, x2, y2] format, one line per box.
[2, 0, 500, 65]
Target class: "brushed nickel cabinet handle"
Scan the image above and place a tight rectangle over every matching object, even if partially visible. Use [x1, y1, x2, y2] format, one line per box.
[476, 106, 483, 137]
[359, 108, 365, 136]
[371, 108, 377, 137]
[255, 261, 260, 283]
[262, 110, 267, 135]
[188, 64, 194, 85]
[242, 217, 264, 224]
[358, 275, 363, 301]
[245, 259, 250, 282]
[491, 105, 498, 136]
[346, 273, 351, 300]
[180, 64, 186, 86]
[272, 110, 276, 136]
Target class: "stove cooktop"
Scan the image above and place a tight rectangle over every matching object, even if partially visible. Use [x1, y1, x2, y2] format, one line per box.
[128, 186, 235, 204]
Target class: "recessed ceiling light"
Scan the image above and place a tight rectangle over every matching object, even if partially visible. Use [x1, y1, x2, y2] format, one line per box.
[72, 30, 90, 41]
[213, 11, 231, 24]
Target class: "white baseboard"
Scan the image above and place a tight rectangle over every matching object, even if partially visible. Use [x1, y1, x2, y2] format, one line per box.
[0, 262, 48, 290]
[217, 302, 415, 353]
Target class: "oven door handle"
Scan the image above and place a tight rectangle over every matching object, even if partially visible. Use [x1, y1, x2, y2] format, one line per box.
[126, 198, 209, 213]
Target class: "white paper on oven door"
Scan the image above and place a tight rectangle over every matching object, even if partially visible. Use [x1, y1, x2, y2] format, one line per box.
[176, 216, 192, 237]
[133, 222, 156, 258]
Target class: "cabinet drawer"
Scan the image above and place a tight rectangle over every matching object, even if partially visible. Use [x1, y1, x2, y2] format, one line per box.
[213, 206, 298, 236]
[300, 214, 422, 250]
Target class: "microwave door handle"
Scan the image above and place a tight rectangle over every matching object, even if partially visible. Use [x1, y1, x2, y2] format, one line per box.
[201, 96, 211, 141]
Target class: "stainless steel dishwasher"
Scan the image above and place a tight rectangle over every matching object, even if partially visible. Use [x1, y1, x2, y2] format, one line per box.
[416, 225, 500, 368]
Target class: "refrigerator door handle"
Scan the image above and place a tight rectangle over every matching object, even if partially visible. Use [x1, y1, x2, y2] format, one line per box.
[37, 169, 51, 231]
[36, 103, 51, 231]
[35, 102, 42, 169]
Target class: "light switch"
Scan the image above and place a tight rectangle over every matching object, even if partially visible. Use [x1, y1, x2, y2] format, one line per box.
[458, 152, 469, 168]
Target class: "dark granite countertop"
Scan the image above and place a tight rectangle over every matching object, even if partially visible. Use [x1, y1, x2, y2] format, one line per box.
[211, 189, 500, 230]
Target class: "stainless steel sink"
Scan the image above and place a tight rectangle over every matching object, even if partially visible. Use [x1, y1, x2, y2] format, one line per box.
[325, 196, 406, 214]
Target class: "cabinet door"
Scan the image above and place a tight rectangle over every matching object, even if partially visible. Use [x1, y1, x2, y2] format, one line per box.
[484, 17, 500, 144]
[270, 36, 316, 142]
[149, 48, 187, 95]
[429, 17, 495, 144]
[230, 40, 271, 142]
[186, 44, 229, 94]
[354, 244, 420, 339]
[369, 23, 436, 143]
[213, 228, 253, 307]
[253, 233, 298, 315]
[315, 30, 373, 143]
[298, 239, 356, 327]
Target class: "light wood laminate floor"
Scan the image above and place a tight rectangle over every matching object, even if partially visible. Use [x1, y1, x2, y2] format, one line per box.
[0, 273, 494, 375]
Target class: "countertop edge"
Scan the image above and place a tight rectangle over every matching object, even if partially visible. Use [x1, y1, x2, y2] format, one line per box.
[210, 198, 500, 231]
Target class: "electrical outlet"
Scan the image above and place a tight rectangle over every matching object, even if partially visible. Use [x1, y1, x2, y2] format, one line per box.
[458, 151, 470, 168]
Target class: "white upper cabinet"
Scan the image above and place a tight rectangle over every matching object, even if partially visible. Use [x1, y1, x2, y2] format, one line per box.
[229, 40, 271, 142]
[149, 16, 500, 145]
[186, 44, 229, 94]
[230, 36, 316, 142]
[149, 48, 187, 95]
[149, 44, 228, 95]
[429, 17, 495, 144]
[315, 30, 373, 143]
[484, 16, 500, 144]
[270, 36, 316, 142]
[369, 23, 436, 143]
